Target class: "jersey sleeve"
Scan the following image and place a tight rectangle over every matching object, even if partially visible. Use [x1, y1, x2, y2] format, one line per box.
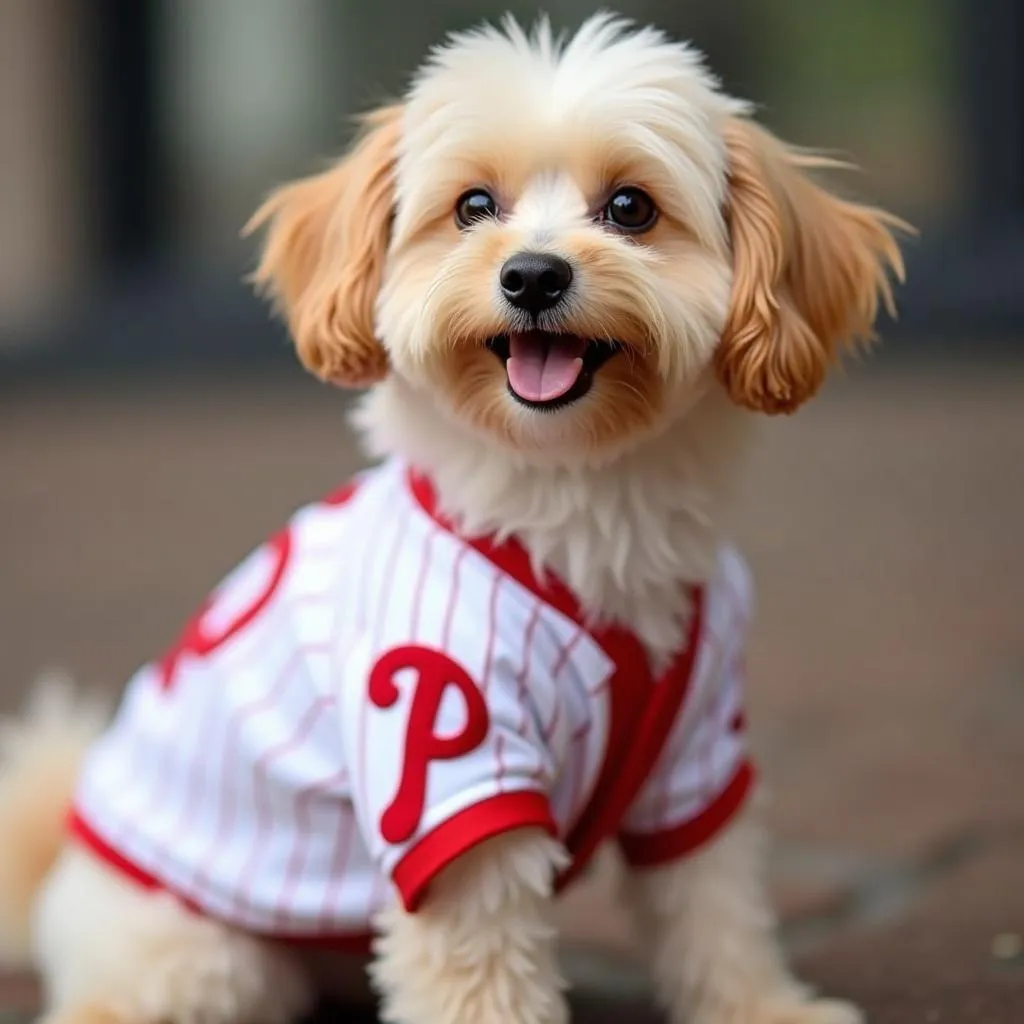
[339, 525, 559, 912]
[617, 547, 756, 869]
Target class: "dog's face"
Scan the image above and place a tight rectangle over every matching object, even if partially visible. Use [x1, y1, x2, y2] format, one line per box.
[249, 15, 906, 461]
[377, 18, 743, 457]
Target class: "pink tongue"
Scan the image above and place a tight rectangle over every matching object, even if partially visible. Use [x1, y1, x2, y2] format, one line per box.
[506, 333, 587, 403]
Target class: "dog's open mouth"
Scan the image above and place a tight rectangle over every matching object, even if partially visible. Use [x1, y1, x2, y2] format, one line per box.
[486, 332, 622, 409]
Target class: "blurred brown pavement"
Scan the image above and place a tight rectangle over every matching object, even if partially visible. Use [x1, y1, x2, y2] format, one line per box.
[2, 357, 1023, 1022]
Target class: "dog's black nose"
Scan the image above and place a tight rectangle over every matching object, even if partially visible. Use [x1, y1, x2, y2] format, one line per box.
[499, 253, 573, 315]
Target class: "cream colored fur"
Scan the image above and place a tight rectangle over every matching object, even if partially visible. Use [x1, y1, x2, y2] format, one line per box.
[33, 847, 313, 1024]
[626, 808, 861, 1024]
[0, 12, 905, 1024]
[371, 830, 570, 1024]
[0, 675, 107, 967]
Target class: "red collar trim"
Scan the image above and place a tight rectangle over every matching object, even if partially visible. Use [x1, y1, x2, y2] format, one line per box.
[406, 464, 702, 662]
[407, 467, 596, 627]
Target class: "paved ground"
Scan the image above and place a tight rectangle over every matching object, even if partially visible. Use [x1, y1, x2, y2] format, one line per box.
[2, 357, 1023, 1021]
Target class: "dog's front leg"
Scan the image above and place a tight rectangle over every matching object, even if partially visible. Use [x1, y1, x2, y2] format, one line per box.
[623, 808, 862, 1024]
[371, 827, 569, 1024]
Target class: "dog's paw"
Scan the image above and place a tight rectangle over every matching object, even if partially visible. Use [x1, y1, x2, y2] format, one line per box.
[728, 995, 864, 1024]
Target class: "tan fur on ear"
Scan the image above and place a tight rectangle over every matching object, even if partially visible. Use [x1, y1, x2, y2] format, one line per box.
[718, 119, 911, 414]
[244, 105, 402, 388]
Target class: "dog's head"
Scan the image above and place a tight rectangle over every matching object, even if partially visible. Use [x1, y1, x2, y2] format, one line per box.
[248, 14, 908, 460]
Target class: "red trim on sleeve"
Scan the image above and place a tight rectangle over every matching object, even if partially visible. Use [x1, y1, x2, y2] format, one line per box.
[617, 761, 756, 868]
[392, 791, 556, 912]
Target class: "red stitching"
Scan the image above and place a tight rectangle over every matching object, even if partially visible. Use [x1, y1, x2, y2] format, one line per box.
[232, 695, 335, 914]
[409, 527, 436, 638]
[273, 765, 350, 927]
[189, 649, 304, 893]
[441, 548, 469, 648]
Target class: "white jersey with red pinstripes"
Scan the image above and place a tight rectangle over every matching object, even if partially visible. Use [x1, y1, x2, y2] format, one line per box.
[70, 457, 755, 948]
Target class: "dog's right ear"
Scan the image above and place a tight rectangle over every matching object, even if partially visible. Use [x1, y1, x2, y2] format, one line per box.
[245, 105, 402, 388]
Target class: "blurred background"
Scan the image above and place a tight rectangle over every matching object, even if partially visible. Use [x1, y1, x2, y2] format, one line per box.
[1, 2, 1023, 1018]
[3, 0, 1024, 362]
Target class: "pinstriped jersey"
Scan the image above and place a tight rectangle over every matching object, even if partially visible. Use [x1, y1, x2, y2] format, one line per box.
[70, 457, 755, 947]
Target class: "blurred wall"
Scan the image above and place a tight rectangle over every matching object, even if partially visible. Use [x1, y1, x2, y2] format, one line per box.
[0, 0, 92, 340]
[159, 0, 344, 267]
[0, 0, 1017, 360]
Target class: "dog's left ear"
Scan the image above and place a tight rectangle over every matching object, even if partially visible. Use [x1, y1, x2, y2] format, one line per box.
[717, 118, 910, 414]
[245, 104, 402, 388]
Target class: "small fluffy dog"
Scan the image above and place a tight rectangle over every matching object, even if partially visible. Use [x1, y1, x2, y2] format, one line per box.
[0, 14, 907, 1024]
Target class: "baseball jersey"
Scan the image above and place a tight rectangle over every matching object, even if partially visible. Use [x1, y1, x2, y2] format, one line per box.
[70, 457, 755, 949]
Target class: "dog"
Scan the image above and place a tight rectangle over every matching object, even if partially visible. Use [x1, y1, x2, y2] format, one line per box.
[0, 14, 907, 1024]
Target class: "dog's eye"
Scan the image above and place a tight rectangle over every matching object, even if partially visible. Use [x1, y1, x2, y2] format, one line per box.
[455, 189, 499, 228]
[603, 187, 658, 232]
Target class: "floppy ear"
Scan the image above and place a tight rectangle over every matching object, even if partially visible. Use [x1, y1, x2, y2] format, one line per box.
[717, 118, 910, 414]
[244, 105, 402, 388]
